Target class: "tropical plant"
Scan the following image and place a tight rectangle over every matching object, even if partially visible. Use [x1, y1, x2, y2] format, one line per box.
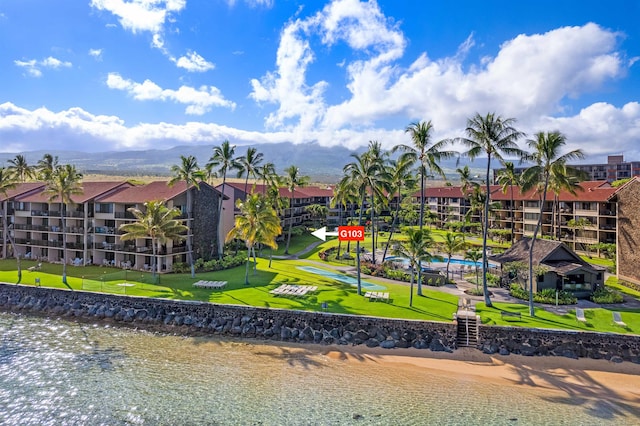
[119, 201, 188, 281]
[43, 164, 83, 285]
[331, 176, 360, 258]
[225, 193, 281, 285]
[35, 154, 59, 181]
[283, 165, 309, 255]
[305, 204, 329, 228]
[256, 162, 277, 194]
[7, 154, 34, 182]
[440, 232, 466, 281]
[382, 155, 417, 261]
[362, 141, 390, 261]
[237, 147, 264, 196]
[495, 161, 520, 243]
[391, 227, 436, 307]
[464, 248, 483, 293]
[520, 131, 584, 316]
[207, 140, 242, 258]
[0, 168, 20, 281]
[169, 155, 206, 278]
[457, 112, 525, 307]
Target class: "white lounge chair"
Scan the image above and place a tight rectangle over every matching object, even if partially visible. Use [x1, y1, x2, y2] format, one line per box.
[576, 308, 587, 323]
[613, 312, 626, 327]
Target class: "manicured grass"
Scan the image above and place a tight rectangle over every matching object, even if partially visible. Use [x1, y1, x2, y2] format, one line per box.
[0, 258, 458, 322]
[476, 302, 640, 334]
[606, 275, 640, 298]
[582, 255, 614, 268]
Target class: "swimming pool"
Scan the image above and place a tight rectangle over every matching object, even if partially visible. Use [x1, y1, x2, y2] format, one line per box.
[385, 256, 497, 269]
[296, 266, 386, 291]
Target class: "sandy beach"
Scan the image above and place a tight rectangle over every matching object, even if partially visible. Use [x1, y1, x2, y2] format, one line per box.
[317, 345, 640, 407]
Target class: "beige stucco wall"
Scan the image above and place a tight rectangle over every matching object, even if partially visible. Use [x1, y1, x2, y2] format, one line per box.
[616, 178, 640, 286]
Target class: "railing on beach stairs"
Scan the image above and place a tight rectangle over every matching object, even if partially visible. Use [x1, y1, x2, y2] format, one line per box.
[455, 312, 479, 348]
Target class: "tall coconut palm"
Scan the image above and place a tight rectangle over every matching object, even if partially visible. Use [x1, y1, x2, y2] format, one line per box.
[0, 168, 20, 281]
[283, 165, 309, 255]
[119, 201, 188, 282]
[382, 155, 416, 261]
[331, 176, 359, 259]
[391, 228, 435, 307]
[44, 164, 83, 285]
[257, 162, 277, 194]
[520, 131, 584, 316]
[237, 147, 264, 196]
[341, 151, 383, 295]
[207, 140, 242, 258]
[441, 232, 466, 282]
[226, 193, 281, 285]
[457, 113, 525, 307]
[394, 121, 457, 228]
[495, 161, 520, 243]
[7, 155, 34, 183]
[394, 121, 457, 295]
[169, 155, 206, 278]
[264, 175, 288, 268]
[35, 154, 59, 181]
[362, 141, 390, 263]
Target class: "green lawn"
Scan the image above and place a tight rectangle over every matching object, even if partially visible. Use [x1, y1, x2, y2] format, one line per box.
[0, 258, 458, 322]
[606, 275, 640, 298]
[476, 302, 640, 334]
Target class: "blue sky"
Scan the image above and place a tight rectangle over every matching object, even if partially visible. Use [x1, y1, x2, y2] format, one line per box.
[1, 0, 639, 162]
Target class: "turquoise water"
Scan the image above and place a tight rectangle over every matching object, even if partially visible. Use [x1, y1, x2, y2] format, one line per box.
[296, 265, 386, 290]
[0, 311, 638, 425]
[385, 256, 498, 268]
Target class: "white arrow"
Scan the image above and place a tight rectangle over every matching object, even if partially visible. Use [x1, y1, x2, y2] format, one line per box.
[311, 226, 339, 241]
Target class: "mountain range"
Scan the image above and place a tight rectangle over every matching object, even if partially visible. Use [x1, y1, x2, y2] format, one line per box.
[0, 143, 486, 183]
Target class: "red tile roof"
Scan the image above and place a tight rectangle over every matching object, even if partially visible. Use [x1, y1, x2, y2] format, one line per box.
[16, 181, 130, 203]
[219, 182, 333, 199]
[96, 181, 194, 203]
[0, 182, 45, 201]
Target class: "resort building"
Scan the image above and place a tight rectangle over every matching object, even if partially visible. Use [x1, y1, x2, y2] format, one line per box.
[612, 177, 640, 286]
[493, 154, 640, 183]
[418, 181, 619, 256]
[1, 180, 222, 272]
[215, 182, 334, 241]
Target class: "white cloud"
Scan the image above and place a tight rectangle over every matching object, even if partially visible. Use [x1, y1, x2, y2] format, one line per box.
[14, 56, 72, 77]
[106, 73, 235, 114]
[175, 51, 215, 72]
[89, 48, 103, 60]
[90, 0, 186, 34]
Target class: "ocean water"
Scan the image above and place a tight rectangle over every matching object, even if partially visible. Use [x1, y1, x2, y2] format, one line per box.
[0, 311, 638, 425]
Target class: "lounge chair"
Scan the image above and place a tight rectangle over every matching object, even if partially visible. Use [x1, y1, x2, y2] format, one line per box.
[575, 308, 587, 323]
[613, 311, 626, 327]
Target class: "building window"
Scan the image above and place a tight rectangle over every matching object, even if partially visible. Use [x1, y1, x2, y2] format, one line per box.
[96, 203, 113, 213]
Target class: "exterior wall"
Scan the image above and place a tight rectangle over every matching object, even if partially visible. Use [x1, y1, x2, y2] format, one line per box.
[616, 179, 640, 285]
[192, 185, 220, 261]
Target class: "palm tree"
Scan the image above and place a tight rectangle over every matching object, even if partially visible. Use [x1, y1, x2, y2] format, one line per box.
[7, 155, 34, 182]
[43, 164, 83, 285]
[441, 232, 466, 282]
[119, 201, 188, 282]
[360, 141, 390, 263]
[169, 155, 206, 278]
[341, 151, 382, 295]
[226, 193, 281, 285]
[207, 140, 242, 258]
[464, 248, 483, 293]
[520, 131, 584, 316]
[257, 162, 276, 194]
[35, 154, 59, 181]
[391, 228, 435, 307]
[394, 121, 457, 228]
[0, 168, 20, 282]
[331, 177, 359, 259]
[264, 175, 288, 268]
[382, 155, 416, 261]
[283, 165, 309, 255]
[457, 112, 525, 307]
[495, 161, 520, 243]
[237, 147, 264, 196]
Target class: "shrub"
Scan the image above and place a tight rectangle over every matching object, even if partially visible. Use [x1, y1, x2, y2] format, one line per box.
[508, 285, 577, 305]
[591, 287, 624, 304]
[486, 273, 500, 287]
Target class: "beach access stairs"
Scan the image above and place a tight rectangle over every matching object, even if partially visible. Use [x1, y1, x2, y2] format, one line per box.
[455, 303, 479, 348]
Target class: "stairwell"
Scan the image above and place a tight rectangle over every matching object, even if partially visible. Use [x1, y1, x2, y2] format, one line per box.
[456, 310, 479, 348]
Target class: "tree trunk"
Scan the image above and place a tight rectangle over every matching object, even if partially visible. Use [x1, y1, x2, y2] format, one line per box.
[417, 169, 425, 296]
[409, 269, 414, 307]
[61, 206, 68, 285]
[528, 176, 549, 317]
[382, 190, 401, 261]
[482, 158, 492, 307]
[284, 194, 294, 255]
[370, 194, 376, 264]
[245, 246, 251, 285]
[216, 175, 227, 259]
[152, 236, 158, 283]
